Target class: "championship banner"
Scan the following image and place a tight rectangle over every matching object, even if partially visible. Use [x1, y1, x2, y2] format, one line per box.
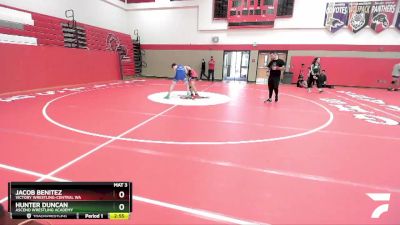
[324, 2, 349, 33]
[369, 1, 397, 33]
[395, 8, 400, 30]
[348, 2, 372, 33]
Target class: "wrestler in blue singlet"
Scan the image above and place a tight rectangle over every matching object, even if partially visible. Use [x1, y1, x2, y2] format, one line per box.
[174, 64, 187, 81]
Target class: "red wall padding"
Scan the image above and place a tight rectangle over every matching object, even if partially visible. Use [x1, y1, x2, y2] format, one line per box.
[290, 56, 399, 88]
[0, 43, 121, 94]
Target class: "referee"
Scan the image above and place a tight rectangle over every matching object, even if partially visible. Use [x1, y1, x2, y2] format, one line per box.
[264, 52, 285, 102]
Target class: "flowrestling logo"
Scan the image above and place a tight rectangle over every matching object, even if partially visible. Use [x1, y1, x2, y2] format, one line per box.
[367, 193, 391, 219]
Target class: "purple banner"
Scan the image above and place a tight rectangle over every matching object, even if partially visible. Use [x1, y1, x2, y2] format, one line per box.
[324, 2, 349, 33]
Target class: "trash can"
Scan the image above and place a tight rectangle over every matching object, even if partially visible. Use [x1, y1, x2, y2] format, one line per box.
[282, 72, 293, 84]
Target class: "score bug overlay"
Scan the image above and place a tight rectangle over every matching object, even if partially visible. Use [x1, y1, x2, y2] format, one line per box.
[8, 182, 132, 220]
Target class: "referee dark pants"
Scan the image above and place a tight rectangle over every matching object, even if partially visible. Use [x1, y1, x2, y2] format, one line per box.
[208, 69, 215, 82]
[268, 78, 280, 100]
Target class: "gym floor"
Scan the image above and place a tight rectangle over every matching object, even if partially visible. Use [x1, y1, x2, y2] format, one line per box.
[0, 78, 399, 224]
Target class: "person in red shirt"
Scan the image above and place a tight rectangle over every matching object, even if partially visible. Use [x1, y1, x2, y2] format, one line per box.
[208, 56, 216, 82]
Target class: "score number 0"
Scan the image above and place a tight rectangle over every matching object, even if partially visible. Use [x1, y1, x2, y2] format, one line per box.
[118, 191, 126, 211]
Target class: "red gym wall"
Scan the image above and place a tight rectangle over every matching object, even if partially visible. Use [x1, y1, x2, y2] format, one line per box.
[290, 56, 399, 88]
[0, 4, 134, 94]
[0, 43, 121, 94]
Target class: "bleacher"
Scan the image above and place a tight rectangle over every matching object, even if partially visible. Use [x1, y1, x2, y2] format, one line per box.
[0, 4, 134, 78]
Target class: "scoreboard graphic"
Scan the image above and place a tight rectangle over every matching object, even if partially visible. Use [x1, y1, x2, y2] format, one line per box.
[228, 0, 278, 28]
[8, 182, 132, 220]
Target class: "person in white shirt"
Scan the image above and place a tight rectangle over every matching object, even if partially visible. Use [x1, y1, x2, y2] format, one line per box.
[388, 63, 400, 91]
